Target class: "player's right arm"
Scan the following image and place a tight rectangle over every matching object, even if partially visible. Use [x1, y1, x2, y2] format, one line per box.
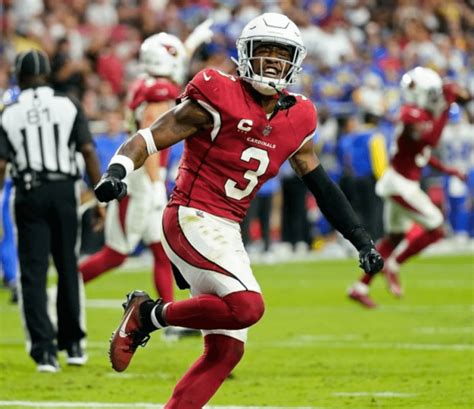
[141, 101, 173, 183]
[124, 99, 212, 167]
[94, 99, 212, 202]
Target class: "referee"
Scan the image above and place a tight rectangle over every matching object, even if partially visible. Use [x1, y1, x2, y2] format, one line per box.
[0, 50, 103, 372]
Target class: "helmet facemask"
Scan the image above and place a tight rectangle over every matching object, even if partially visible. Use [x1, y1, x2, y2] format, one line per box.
[236, 40, 303, 95]
[233, 13, 307, 96]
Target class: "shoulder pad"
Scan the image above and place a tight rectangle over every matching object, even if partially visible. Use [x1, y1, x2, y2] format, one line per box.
[194, 69, 237, 86]
[129, 78, 180, 110]
[399, 105, 430, 124]
[295, 95, 318, 133]
[180, 69, 238, 103]
[285, 94, 318, 141]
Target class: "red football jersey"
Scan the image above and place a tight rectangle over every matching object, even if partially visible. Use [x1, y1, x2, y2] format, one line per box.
[391, 83, 458, 181]
[128, 76, 180, 111]
[170, 69, 317, 222]
[127, 76, 179, 168]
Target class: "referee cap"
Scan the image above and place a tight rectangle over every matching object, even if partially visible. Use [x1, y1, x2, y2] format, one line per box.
[14, 49, 51, 78]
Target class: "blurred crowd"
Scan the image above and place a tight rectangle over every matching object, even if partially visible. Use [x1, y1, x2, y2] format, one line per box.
[1, 0, 474, 258]
[2, 0, 473, 123]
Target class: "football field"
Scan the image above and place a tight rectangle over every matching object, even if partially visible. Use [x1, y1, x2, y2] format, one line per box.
[0, 254, 472, 409]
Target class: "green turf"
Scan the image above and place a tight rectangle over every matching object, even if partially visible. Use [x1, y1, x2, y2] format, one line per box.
[0, 254, 473, 408]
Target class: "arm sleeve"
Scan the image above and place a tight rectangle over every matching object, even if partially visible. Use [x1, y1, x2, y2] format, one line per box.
[69, 97, 93, 149]
[301, 164, 374, 251]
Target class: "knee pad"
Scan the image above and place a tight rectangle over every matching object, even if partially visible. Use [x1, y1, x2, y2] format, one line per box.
[223, 291, 265, 328]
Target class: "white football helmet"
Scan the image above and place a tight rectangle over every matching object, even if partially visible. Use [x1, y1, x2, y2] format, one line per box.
[400, 67, 445, 113]
[139, 33, 188, 85]
[233, 13, 307, 96]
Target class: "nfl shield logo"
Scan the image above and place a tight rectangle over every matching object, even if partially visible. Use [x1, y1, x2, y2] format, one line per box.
[263, 125, 272, 136]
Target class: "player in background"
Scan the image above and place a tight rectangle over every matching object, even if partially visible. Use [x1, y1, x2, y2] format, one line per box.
[80, 23, 213, 338]
[79, 27, 205, 323]
[95, 13, 383, 407]
[349, 67, 471, 308]
[79, 33, 186, 301]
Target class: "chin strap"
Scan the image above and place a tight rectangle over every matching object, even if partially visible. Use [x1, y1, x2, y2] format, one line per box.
[268, 81, 296, 120]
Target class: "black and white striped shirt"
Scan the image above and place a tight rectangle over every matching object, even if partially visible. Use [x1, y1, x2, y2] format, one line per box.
[0, 86, 92, 183]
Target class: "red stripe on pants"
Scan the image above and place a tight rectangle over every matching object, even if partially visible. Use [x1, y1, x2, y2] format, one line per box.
[162, 205, 235, 278]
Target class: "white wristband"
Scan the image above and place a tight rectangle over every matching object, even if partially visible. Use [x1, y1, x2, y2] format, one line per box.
[109, 154, 135, 177]
[138, 128, 158, 155]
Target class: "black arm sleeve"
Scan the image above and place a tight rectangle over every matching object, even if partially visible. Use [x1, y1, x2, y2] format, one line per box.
[301, 164, 373, 251]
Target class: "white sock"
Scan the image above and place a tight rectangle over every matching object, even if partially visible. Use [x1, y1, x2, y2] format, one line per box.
[150, 302, 171, 329]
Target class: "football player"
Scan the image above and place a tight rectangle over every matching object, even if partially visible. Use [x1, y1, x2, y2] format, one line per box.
[79, 33, 187, 305]
[95, 13, 383, 407]
[349, 67, 471, 308]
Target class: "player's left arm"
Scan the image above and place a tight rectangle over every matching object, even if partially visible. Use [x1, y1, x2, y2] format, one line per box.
[428, 155, 467, 181]
[291, 139, 384, 275]
[444, 82, 472, 105]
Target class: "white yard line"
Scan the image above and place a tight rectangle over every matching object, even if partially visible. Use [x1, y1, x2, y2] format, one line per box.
[85, 299, 125, 309]
[415, 327, 473, 334]
[333, 392, 415, 398]
[379, 304, 474, 313]
[0, 402, 318, 409]
[80, 336, 474, 352]
[265, 339, 473, 351]
[1, 338, 471, 352]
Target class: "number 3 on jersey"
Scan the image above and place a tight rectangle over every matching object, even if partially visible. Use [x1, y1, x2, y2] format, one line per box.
[224, 147, 269, 200]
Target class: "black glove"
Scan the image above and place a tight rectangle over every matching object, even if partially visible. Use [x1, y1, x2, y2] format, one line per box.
[359, 246, 384, 275]
[94, 164, 128, 203]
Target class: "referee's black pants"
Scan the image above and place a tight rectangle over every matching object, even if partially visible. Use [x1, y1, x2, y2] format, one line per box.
[15, 180, 85, 362]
